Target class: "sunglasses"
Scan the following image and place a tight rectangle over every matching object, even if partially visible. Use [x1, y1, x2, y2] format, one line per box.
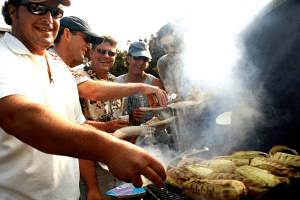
[17, 2, 64, 19]
[161, 42, 176, 50]
[76, 33, 90, 44]
[97, 49, 116, 57]
[132, 56, 150, 63]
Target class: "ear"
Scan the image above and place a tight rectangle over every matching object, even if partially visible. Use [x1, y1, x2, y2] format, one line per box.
[8, 4, 17, 22]
[63, 28, 72, 42]
[126, 55, 130, 63]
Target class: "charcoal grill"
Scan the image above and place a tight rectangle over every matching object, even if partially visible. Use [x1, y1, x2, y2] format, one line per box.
[143, 179, 299, 200]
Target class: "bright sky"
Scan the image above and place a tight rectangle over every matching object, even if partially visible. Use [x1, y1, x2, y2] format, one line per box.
[0, 0, 272, 53]
[0, 0, 191, 51]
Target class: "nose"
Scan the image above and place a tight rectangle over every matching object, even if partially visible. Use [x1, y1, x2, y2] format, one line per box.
[42, 11, 54, 24]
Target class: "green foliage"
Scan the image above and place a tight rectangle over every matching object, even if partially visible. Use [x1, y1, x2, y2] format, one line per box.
[109, 50, 128, 77]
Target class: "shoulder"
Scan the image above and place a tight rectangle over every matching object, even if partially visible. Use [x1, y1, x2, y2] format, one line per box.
[116, 74, 125, 83]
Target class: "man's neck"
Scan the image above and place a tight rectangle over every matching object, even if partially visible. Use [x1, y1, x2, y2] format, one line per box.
[53, 45, 72, 66]
[126, 71, 147, 83]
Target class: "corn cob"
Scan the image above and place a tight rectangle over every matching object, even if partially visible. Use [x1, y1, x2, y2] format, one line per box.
[206, 172, 268, 197]
[270, 152, 300, 168]
[186, 165, 214, 179]
[166, 167, 195, 189]
[197, 159, 238, 174]
[212, 156, 250, 166]
[250, 157, 300, 178]
[182, 179, 247, 200]
[235, 165, 290, 187]
[231, 151, 269, 159]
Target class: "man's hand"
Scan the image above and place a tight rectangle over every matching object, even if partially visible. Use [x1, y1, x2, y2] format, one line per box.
[129, 109, 147, 122]
[105, 119, 129, 133]
[106, 141, 166, 189]
[140, 85, 168, 108]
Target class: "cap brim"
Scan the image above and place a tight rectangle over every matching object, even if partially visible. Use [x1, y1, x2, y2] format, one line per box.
[82, 30, 104, 44]
[131, 51, 152, 59]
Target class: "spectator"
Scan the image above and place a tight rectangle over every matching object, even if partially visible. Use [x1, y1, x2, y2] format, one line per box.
[117, 42, 171, 147]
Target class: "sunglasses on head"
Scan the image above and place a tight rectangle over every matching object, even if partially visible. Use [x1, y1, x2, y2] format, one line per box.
[17, 2, 64, 19]
[97, 49, 116, 57]
[161, 42, 176, 50]
[132, 56, 150, 63]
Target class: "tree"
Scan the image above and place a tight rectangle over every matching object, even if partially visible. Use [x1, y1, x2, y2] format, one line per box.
[145, 33, 166, 78]
[109, 50, 128, 77]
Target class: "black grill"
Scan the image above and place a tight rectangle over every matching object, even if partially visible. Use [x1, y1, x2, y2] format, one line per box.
[144, 181, 192, 200]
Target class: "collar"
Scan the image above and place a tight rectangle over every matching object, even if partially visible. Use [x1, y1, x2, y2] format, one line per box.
[2, 32, 33, 56]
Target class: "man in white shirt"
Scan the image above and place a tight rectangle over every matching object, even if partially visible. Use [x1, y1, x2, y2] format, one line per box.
[0, 0, 166, 199]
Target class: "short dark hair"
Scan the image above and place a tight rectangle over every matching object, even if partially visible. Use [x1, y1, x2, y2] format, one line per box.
[54, 30, 77, 45]
[157, 23, 177, 43]
[91, 34, 118, 51]
[2, 0, 21, 25]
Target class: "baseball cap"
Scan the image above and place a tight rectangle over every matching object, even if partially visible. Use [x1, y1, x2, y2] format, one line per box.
[127, 42, 152, 59]
[59, 16, 104, 44]
[29, 0, 71, 7]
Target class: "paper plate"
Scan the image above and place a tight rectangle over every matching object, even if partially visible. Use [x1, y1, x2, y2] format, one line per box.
[107, 183, 146, 198]
[145, 116, 176, 127]
[167, 99, 206, 109]
[139, 106, 165, 111]
[216, 111, 232, 125]
[115, 126, 155, 139]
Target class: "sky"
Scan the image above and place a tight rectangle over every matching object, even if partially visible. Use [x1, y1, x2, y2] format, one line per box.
[0, 0, 192, 51]
[0, 0, 273, 52]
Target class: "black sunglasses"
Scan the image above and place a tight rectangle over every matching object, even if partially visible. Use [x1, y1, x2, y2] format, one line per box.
[17, 2, 64, 19]
[161, 42, 176, 50]
[97, 49, 116, 57]
[132, 56, 150, 63]
[76, 33, 90, 44]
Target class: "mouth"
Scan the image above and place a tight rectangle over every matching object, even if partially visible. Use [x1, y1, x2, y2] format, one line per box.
[35, 26, 53, 32]
[136, 66, 143, 69]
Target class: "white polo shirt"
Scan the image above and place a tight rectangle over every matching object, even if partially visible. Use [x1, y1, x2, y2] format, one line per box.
[0, 33, 85, 200]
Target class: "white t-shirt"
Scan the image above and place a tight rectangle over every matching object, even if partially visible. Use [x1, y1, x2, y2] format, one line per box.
[0, 33, 85, 200]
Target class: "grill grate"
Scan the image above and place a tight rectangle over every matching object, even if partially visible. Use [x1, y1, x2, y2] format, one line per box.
[145, 181, 192, 200]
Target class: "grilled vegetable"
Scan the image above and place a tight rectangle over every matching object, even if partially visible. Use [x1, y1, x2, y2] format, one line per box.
[182, 179, 247, 200]
[186, 165, 214, 179]
[250, 157, 300, 178]
[212, 156, 250, 166]
[197, 159, 238, 174]
[166, 167, 195, 189]
[231, 151, 269, 159]
[206, 172, 268, 197]
[270, 152, 300, 168]
[235, 165, 290, 187]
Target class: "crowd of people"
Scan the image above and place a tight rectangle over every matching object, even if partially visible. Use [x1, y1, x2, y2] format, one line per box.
[0, 0, 200, 200]
[1, 0, 299, 200]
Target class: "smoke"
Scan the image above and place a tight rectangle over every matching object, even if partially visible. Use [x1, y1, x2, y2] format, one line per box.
[167, 0, 279, 156]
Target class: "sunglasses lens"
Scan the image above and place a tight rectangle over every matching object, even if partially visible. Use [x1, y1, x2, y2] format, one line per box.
[29, 4, 45, 15]
[108, 51, 116, 57]
[162, 45, 169, 50]
[132, 56, 140, 61]
[142, 57, 149, 62]
[53, 9, 64, 19]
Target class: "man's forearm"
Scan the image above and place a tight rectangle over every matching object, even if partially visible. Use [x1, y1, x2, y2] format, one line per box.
[0, 95, 122, 164]
[77, 81, 144, 101]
